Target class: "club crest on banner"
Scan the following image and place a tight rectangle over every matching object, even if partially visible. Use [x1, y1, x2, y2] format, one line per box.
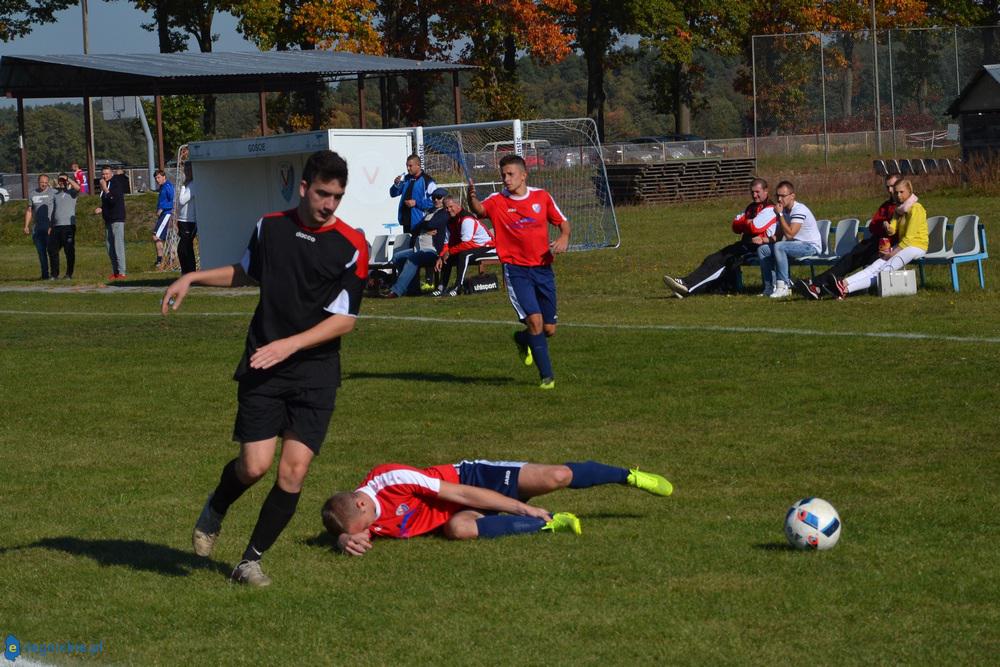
[279, 162, 295, 202]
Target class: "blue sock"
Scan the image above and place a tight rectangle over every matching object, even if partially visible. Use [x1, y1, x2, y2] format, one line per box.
[565, 460, 629, 488]
[527, 332, 553, 379]
[475, 515, 547, 538]
[514, 329, 529, 347]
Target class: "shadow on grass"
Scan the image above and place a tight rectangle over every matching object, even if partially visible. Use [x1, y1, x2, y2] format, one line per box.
[753, 541, 797, 551]
[107, 277, 174, 287]
[0, 537, 231, 577]
[346, 371, 514, 385]
[577, 512, 645, 520]
[302, 532, 338, 552]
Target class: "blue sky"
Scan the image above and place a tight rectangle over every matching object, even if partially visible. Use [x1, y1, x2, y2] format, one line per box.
[1, 2, 258, 108]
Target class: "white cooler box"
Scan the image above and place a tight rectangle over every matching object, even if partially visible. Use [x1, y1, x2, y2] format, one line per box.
[877, 269, 917, 297]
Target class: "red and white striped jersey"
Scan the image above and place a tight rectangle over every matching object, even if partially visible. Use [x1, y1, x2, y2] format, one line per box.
[357, 463, 462, 538]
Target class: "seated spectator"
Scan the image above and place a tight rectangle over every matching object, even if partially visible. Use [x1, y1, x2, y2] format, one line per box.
[834, 178, 927, 299]
[433, 195, 496, 297]
[386, 188, 450, 299]
[794, 174, 899, 299]
[663, 178, 777, 297]
[758, 180, 822, 298]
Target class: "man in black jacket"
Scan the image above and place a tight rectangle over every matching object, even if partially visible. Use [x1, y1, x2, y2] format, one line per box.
[94, 165, 129, 279]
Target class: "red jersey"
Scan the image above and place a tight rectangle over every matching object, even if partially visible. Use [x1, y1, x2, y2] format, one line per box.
[358, 463, 462, 539]
[480, 187, 567, 266]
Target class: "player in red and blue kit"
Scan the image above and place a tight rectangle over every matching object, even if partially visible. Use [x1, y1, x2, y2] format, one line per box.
[468, 154, 571, 390]
[322, 460, 673, 556]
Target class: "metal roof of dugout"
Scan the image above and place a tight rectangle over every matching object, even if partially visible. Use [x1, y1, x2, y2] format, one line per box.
[0, 50, 475, 196]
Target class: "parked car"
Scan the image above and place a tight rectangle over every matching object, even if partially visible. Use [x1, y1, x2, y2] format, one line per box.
[633, 134, 725, 158]
[481, 139, 552, 169]
[0, 174, 9, 204]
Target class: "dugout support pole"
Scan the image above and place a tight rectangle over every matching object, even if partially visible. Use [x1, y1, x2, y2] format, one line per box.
[357, 73, 367, 129]
[258, 92, 268, 136]
[452, 71, 462, 124]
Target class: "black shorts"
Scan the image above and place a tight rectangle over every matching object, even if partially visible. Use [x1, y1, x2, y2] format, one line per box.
[232, 381, 337, 454]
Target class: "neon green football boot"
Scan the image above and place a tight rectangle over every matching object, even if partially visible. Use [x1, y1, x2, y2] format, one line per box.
[627, 468, 673, 497]
[514, 332, 533, 367]
[541, 512, 582, 536]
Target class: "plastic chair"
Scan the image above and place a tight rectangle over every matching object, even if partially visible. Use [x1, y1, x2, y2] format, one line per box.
[831, 218, 860, 257]
[924, 216, 949, 258]
[944, 215, 987, 291]
[369, 234, 390, 267]
[873, 160, 888, 176]
[389, 233, 411, 260]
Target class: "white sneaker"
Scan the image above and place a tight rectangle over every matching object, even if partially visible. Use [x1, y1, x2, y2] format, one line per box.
[192, 494, 224, 557]
[770, 281, 791, 299]
[662, 275, 688, 298]
[230, 559, 272, 587]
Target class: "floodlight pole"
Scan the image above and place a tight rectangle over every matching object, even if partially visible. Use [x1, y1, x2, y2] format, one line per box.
[751, 36, 758, 160]
[888, 30, 897, 157]
[82, 0, 96, 193]
[819, 32, 829, 166]
[871, 0, 883, 154]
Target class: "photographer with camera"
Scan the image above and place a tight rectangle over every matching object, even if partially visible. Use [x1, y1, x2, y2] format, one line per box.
[48, 173, 81, 280]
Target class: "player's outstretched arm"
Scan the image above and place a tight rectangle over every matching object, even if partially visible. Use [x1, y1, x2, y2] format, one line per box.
[466, 179, 487, 218]
[437, 481, 552, 521]
[161, 263, 250, 314]
[249, 313, 356, 370]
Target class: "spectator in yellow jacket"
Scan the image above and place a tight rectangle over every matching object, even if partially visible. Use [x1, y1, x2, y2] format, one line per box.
[835, 179, 928, 299]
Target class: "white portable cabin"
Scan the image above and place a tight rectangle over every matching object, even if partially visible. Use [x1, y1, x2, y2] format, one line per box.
[187, 128, 414, 269]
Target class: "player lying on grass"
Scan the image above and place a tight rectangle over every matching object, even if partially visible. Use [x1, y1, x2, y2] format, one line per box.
[322, 460, 673, 555]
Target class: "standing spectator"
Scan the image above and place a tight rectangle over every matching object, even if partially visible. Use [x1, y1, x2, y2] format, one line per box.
[389, 154, 436, 234]
[662, 178, 777, 297]
[468, 155, 571, 390]
[48, 173, 81, 280]
[71, 162, 88, 194]
[794, 175, 899, 300]
[176, 163, 198, 274]
[23, 174, 54, 280]
[757, 180, 822, 299]
[836, 179, 928, 299]
[152, 169, 174, 269]
[386, 187, 449, 298]
[94, 165, 128, 279]
[433, 195, 496, 297]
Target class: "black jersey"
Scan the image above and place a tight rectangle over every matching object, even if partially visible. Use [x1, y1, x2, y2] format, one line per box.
[234, 208, 368, 388]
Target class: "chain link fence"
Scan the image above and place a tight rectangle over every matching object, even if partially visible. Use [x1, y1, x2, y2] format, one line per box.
[751, 25, 1000, 159]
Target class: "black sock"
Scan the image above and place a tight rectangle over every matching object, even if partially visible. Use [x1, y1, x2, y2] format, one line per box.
[209, 459, 252, 515]
[242, 484, 300, 561]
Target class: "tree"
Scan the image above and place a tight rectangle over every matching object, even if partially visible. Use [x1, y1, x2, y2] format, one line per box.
[436, 0, 575, 121]
[638, 0, 747, 135]
[0, 0, 75, 42]
[229, 0, 380, 130]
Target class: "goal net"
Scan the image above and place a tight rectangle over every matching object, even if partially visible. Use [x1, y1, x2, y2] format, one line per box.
[419, 118, 619, 251]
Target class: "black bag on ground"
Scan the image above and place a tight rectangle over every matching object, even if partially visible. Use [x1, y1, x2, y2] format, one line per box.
[463, 272, 499, 295]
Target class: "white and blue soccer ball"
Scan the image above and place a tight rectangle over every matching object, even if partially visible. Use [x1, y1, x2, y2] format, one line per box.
[784, 497, 842, 550]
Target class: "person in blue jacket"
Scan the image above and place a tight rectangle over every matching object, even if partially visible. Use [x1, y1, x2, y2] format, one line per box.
[152, 169, 175, 268]
[389, 154, 436, 234]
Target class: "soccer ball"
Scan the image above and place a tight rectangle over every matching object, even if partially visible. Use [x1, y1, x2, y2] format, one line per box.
[784, 497, 842, 550]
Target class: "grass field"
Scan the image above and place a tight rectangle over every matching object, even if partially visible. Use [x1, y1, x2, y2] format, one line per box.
[1, 189, 998, 665]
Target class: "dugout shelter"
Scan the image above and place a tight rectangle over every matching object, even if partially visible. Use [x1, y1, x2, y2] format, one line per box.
[948, 63, 1000, 163]
[0, 50, 474, 199]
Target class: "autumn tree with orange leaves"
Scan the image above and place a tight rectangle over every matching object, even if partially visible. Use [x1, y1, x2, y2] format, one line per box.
[437, 0, 575, 120]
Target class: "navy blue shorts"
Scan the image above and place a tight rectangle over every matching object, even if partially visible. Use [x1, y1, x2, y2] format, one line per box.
[454, 459, 527, 499]
[154, 211, 172, 241]
[503, 264, 557, 324]
[232, 381, 337, 454]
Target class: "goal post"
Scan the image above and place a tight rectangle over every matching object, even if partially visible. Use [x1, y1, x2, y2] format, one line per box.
[419, 118, 619, 251]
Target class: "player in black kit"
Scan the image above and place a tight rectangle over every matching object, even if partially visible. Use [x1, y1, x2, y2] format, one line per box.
[161, 150, 368, 586]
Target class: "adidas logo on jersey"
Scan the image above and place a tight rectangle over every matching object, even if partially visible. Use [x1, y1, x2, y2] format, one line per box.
[295, 231, 316, 243]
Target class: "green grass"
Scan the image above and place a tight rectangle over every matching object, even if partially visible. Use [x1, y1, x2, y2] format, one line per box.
[1, 190, 998, 665]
